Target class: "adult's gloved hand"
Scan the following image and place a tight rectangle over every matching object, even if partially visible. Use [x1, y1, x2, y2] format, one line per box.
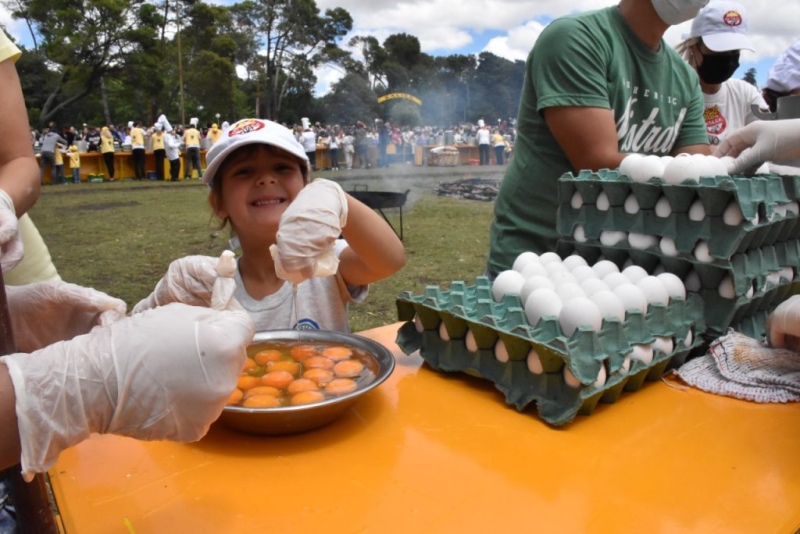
[715, 119, 800, 175]
[767, 295, 800, 350]
[132, 251, 239, 313]
[270, 178, 348, 284]
[0, 303, 255, 481]
[0, 189, 23, 272]
[7, 281, 126, 353]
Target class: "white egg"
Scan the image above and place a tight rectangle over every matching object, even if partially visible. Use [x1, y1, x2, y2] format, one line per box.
[654, 196, 673, 218]
[600, 230, 628, 246]
[570, 190, 584, 210]
[774, 204, 788, 219]
[494, 339, 509, 363]
[688, 199, 706, 222]
[555, 282, 587, 302]
[564, 367, 582, 388]
[623, 258, 634, 268]
[719, 155, 736, 173]
[766, 271, 781, 288]
[653, 263, 666, 275]
[538, 252, 562, 265]
[663, 154, 700, 185]
[622, 265, 649, 284]
[592, 259, 620, 278]
[636, 276, 670, 306]
[465, 330, 479, 352]
[562, 254, 588, 271]
[682, 329, 694, 347]
[591, 290, 626, 321]
[491, 270, 526, 302]
[580, 277, 610, 297]
[524, 288, 563, 327]
[722, 201, 744, 226]
[593, 363, 608, 388]
[705, 156, 729, 177]
[596, 191, 611, 211]
[780, 267, 795, 282]
[652, 335, 674, 355]
[512, 251, 540, 273]
[526, 349, 543, 374]
[520, 275, 556, 305]
[613, 283, 649, 313]
[656, 272, 686, 299]
[786, 202, 799, 216]
[619, 153, 644, 178]
[570, 265, 598, 281]
[521, 261, 549, 279]
[628, 232, 658, 250]
[439, 322, 450, 341]
[632, 154, 665, 182]
[624, 193, 640, 214]
[552, 270, 578, 285]
[690, 153, 715, 179]
[659, 237, 678, 256]
[414, 314, 424, 333]
[685, 269, 702, 292]
[619, 354, 632, 375]
[755, 162, 770, 175]
[573, 224, 588, 243]
[545, 261, 567, 276]
[558, 297, 602, 337]
[694, 240, 713, 263]
[631, 343, 654, 364]
[603, 271, 632, 290]
[745, 283, 754, 299]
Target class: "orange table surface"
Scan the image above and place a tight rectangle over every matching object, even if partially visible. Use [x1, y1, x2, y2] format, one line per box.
[49, 323, 800, 533]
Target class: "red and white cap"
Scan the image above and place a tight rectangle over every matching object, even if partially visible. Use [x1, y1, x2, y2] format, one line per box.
[203, 119, 309, 185]
[684, 0, 753, 52]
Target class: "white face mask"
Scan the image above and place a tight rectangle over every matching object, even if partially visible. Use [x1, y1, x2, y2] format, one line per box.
[651, 0, 709, 25]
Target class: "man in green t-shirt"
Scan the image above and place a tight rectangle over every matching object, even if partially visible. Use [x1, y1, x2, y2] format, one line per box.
[487, 0, 711, 276]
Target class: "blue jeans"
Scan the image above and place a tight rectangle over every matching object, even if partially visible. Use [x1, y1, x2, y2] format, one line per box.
[72, 168, 81, 183]
[0, 477, 17, 534]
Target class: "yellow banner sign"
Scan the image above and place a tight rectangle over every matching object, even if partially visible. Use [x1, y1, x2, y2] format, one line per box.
[377, 93, 422, 106]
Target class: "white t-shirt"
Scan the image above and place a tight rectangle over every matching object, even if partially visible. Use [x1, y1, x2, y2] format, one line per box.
[233, 240, 367, 332]
[300, 130, 317, 153]
[476, 127, 491, 145]
[702, 78, 768, 147]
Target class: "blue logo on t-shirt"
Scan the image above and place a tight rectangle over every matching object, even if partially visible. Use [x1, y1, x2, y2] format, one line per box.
[294, 318, 320, 330]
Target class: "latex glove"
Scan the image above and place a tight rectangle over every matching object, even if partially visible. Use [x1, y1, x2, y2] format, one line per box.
[132, 251, 239, 313]
[1, 303, 255, 481]
[715, 119, 800, 175]
[7, 281, 127, 353]
[270, 178, 348, 284]
[767, 295, 800, 350]
[0, 189, 23, 272]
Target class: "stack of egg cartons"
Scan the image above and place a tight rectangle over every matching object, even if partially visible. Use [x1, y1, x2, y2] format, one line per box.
[395, 251, 705, 426]
[557, 154, 800, 340]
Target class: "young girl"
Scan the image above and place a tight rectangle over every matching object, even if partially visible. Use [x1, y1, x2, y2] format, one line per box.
[135, 118, 405, 332]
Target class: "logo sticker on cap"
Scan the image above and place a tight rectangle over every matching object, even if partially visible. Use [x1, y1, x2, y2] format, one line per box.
[228, 119, 266, 137]
[722, 10, 742, 27]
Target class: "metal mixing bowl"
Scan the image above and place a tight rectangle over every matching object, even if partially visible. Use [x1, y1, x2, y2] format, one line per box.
[217, 330, 395, 435]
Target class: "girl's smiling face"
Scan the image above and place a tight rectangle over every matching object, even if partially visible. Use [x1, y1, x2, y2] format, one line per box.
[211, 144, 306, 237]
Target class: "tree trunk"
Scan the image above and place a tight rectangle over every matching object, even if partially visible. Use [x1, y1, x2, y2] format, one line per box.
[100, 76, 111, 125]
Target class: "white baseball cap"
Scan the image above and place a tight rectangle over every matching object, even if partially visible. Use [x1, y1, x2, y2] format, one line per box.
[203, 118, 309, 185]
[766, 38, 800, 93]
[684, 0, 753, 52]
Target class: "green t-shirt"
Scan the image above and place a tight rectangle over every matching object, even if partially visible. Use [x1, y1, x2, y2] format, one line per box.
[487, 6, 708, 275]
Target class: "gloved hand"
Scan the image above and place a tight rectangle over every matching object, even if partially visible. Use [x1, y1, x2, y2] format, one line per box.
[270, 178, 348, 284]
[715, 119, 800, 175]
[767, 295, 800, 350]
[0, 189, 23, 272]
[7, 281, 127, 353]
[132, 251, 239, 313]
[0, 303, 255, 481]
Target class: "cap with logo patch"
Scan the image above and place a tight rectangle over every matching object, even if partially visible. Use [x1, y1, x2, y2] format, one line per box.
[684, 0, 753, 52]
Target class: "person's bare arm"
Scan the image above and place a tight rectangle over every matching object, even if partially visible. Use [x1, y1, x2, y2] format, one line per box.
[670, 143, 712, 156]
[338, 194, 405, 286]
[0, 59, 39, 216]
[544, 107, 629, 172]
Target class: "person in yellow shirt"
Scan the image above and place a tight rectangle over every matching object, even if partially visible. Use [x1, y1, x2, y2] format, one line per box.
[68, 145, 81, 184]
[130, 121, 145, 180]
[151, 125, 166, 180]
[53, 144, 66, 184]
[100, 126, 115, 181]
[207, 123, 222, 145]
[183, 120, 201, 179]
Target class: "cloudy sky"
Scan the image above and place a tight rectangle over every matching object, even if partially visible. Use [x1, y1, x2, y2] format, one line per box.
[2, 0, 797, 96]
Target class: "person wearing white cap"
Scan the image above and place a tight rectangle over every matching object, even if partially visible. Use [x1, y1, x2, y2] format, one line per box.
[763, 38, 800, 113]
[132, 118, 405, 333]
[487, 0, 711, 274]
[675, 0, 767, 147]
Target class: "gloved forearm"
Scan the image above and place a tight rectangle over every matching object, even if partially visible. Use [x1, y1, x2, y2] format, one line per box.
[715, 119, 800, 175]
[1, 303, 255, 481]
[767, 295, 800, 349]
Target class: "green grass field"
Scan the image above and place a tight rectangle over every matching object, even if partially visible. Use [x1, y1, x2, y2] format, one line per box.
[28, 176, 496, 332]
